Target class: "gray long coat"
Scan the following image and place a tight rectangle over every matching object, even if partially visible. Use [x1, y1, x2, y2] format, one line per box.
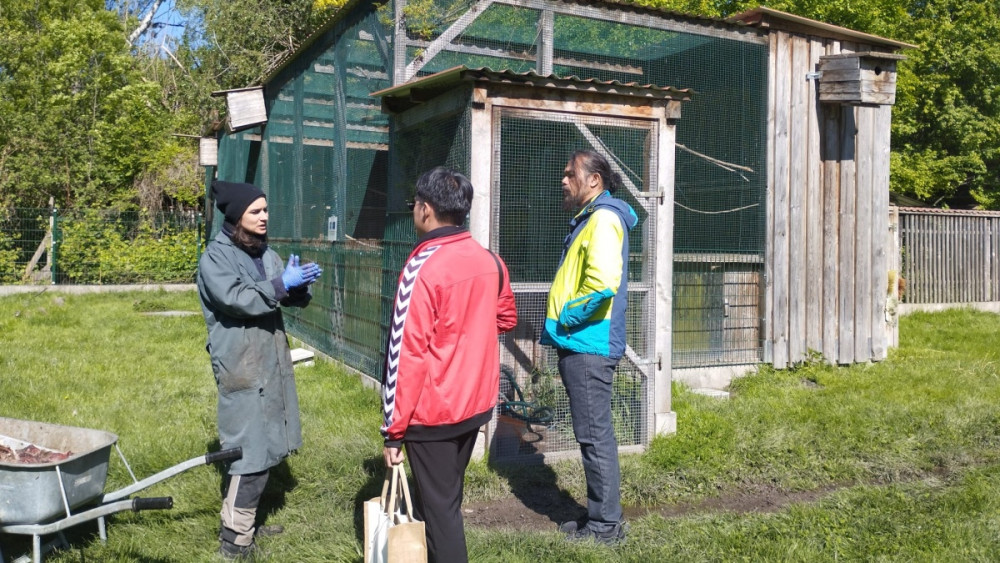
[196, 230, 306, 474]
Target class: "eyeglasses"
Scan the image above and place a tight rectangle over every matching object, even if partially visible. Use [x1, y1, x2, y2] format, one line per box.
[406, 200, 416, 210]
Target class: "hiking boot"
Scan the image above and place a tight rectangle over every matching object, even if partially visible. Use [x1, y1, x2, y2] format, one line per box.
[219, 539, 262, 560]
[255, 524, 284, 537]
[564, 520, 627, 546]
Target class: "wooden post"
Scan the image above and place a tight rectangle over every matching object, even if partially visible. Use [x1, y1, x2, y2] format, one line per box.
[787, 35, 807, 365]
[854, 106, 873, 362]
[771, 32, 791, 369]
[805, 37, 824, 358]
[469, 86, 494, 459]
[837, 104, 856, 365]
[654, 100, 680, 436]
[468, 87, 492, 249]
[821, 81, 841, 364]
[393, 0, 408, 85]
[537, 10, 554, 76]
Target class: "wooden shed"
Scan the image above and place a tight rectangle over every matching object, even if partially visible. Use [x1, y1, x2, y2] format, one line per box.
[205, 1, 915, 447]
[372, 67, 690, 458]
[732, 7, 915, 370]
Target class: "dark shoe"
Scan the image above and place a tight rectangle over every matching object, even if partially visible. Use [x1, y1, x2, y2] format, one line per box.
[219, 539, 261, 560]
[558, 520, 581, 534]
[255, 524, 284, 537]
[565, 521, 627, 546]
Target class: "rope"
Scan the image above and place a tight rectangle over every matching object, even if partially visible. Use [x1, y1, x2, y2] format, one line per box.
[674, 201, 760, 215]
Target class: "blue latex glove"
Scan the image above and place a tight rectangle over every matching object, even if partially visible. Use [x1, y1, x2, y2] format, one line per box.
[281, 255, 322, 290]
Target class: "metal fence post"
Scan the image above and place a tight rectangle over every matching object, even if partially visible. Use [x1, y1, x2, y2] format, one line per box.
[196, 212, 203, 259]
[50, 207, 59, 285]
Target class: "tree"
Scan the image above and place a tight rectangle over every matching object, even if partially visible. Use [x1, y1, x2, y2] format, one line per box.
[0, 0, 170, 208]
[647, 0, 1000, 209]
[890, 0, 1000, 208]
[178, 0, 319, 90]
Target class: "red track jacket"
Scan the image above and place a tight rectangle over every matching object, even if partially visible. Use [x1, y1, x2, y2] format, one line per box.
[381, 227, 517, 447]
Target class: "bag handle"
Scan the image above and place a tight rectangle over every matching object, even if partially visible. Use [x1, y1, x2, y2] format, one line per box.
[379, 464, 416, 520]
[380, 465, 398, 514]
[395, 464, 415, 519]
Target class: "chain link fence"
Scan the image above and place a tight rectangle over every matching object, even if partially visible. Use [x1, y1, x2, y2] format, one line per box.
[0, 208, 201, 285]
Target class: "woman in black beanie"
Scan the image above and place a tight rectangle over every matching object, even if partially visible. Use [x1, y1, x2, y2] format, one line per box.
[196, 181, 321, 559]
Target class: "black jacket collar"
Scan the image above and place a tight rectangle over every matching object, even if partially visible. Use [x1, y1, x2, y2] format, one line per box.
[416, 225, 467, 246]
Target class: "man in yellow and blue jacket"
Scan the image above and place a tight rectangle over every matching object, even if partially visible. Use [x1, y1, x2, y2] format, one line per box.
[541, 149, 637, 545]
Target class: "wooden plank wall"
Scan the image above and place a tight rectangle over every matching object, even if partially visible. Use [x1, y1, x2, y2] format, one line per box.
[767, 31, 894, 368]
[899, 211, 1000, 304]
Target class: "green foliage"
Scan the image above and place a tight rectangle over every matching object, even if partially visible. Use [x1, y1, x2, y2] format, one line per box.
[400, 0, 474, 39]
[0, 3, 169, 208]
[889, 0, 1000, 208]
[178, 0, 317, 90]
[645, 0, 1000, 209]
[0, 230, 20, 283]
[56, 210, 199, 283]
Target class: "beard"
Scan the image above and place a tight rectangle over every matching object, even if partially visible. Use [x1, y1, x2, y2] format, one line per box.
[561, 188, 576, 211]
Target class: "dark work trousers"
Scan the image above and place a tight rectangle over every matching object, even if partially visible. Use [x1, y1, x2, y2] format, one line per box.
[405, 428, 479, 563]
[558, 350, 623, 532]
[221, 469, 269, 546]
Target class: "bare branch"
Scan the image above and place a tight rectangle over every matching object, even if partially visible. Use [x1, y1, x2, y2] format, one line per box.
[127, 0, 165, 46]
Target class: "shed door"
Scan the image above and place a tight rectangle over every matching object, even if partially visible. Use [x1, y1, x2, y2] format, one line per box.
[490, 107, 659, 462]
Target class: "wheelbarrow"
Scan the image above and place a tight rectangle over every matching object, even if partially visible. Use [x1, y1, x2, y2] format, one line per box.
[0, 417, 242, 563]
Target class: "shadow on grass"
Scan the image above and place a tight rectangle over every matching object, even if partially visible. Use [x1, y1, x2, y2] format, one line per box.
[259, 459, 297, 527]
[0, 513, 174, 563]
[352, 455, 392, 547]
[204, 437, 298, 531]
[488, 457, 587, 530]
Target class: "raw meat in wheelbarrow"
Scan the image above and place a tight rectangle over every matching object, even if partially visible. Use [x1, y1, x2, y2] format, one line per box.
[0, 442, 73, 464]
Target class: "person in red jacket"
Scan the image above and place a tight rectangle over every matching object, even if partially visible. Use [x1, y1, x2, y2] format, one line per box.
[381, 166, 517, 563]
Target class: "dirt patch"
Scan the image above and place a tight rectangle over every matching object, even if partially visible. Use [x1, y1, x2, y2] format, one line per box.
[463, 483, 839, 532]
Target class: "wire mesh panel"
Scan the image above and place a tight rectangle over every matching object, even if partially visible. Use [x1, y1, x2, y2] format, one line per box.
[212, 0, 767, 386]
[210, 1, 399, 377]
[407, 2, 541, 77]
[0, 208, 51, 284]
[491, 108, 657, 461]
[0, 208, 200, 285]
[396, 0, 768, 368]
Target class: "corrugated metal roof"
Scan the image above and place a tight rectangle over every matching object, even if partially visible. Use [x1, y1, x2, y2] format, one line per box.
[371, 66, 693, 102]
[731, 7, 917, 49]
[894, 205, 1000, 217]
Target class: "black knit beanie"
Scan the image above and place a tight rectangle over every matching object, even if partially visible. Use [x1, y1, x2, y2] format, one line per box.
[212, 181, 266, 224]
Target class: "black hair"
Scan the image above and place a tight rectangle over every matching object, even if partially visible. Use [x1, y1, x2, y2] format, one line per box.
[227, 222, 267, 256]
[570, 149, 622, 194]
[414, 167, 474, 226]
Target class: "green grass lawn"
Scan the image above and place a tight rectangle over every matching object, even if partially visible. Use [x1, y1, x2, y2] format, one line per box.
[2, 291, 1000, 561]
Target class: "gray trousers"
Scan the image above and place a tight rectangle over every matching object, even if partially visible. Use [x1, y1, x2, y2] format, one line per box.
[558, 351, 623, 532]
[221, 470, 269, 546]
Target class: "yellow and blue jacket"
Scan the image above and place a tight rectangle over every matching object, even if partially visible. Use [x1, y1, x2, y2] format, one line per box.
[540, 191, 637, 359]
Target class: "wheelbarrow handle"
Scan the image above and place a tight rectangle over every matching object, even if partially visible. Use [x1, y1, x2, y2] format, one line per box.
[206, 447, 243, 464]
[133, 496, 174, 511]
